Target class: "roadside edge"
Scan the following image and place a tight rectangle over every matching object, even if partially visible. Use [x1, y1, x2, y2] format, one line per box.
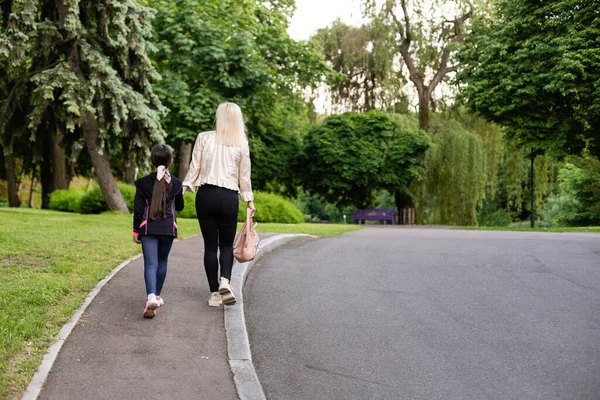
[225, 234, 314, 400]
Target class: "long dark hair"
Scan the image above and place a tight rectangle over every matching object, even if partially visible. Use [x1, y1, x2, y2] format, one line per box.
[149, 144, 173, 220]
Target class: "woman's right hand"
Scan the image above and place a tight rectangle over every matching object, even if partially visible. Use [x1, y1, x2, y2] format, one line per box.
[247, 201, 256, 217]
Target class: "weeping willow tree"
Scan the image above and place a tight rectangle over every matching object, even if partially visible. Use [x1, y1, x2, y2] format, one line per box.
[504, 143, 558, 218]
[416, 117, 488, 225]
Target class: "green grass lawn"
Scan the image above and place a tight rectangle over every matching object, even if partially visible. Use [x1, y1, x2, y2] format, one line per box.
[456, 225, 600, 233]
[0, 208, 361, 399]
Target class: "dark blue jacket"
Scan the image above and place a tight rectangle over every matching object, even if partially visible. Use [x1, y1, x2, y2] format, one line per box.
[133, 173, 184, 238]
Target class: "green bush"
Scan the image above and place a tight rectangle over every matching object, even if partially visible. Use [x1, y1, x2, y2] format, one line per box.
[49, 190, 83, 212]
[166, 190, 303, 224]
[77, 187, 107, 214]
[540, 192, 581, 227]
[179, 192, 197, 219]
[478, 208, 511, 227]
[117, 183, 135, 212]
[238, 191, 303, 224]
[78, 183, 136, 214]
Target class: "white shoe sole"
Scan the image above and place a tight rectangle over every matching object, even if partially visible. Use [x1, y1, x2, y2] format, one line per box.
[219, 287, 237, 305]
[208, 300, 222, 307]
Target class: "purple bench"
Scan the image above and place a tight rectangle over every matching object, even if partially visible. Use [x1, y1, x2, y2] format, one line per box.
[352, 208, 396, 224]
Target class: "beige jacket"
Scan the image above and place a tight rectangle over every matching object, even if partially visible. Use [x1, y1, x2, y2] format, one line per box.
[182, 131, 253, 201]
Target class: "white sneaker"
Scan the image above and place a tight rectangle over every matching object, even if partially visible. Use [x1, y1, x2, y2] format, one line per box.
[208, 292, 222, 307]
[219, 277, 237, 306]
[143, 294, 160, 318]
[156, 296, 164, 307]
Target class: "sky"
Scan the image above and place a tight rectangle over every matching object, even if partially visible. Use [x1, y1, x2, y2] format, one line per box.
[287, 0, 364, 41]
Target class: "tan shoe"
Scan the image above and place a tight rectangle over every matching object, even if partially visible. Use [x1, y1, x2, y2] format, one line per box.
[208, 292, 222, 307]
[218, 277, 237, 305]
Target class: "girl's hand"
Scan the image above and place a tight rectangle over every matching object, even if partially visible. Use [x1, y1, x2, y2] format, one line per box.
[133, 235, 141, 244]
[247, 201, 256, 217]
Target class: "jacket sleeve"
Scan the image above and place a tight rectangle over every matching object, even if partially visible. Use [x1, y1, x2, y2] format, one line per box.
[182, 133, 204, 192]
[174, 185, 185, 212]
[133, 182, 145, 237]
[238, 145, 253, 201]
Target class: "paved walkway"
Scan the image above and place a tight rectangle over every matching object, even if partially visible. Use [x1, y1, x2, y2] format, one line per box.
[40, 235, 242, 399]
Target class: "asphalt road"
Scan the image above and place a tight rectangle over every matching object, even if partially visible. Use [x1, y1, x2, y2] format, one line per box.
[244, 227, 600, 400]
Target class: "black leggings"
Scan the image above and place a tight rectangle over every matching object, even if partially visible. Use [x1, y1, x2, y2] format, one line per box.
[196, 185, 239, 292]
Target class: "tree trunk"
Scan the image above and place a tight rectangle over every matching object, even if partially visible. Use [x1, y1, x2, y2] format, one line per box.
[28, 167, 36, 208]
[530, 153, 535, 228]
[56, 0, 126, 213]
[41, 130, 54, 209]
[82, 112, 129, 213]
[4, 152, 21, 207]
[178, 142, 192, 180]
[122, 135, 136, 184]
[394, 190, 412, 224]
[418, 92, 430, 131]
[53, 132, 69, 190]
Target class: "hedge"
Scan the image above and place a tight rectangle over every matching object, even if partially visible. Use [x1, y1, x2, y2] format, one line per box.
[238, 191, 303, 224]
[48, 184, 302, 223]
[178, 190, 303, 224]
[51, 183, 136, 214]
[48, 190, 83, 212]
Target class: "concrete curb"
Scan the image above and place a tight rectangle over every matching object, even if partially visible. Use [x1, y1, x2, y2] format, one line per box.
[21, 253, 143, 400]
[225, 234, 313, 400]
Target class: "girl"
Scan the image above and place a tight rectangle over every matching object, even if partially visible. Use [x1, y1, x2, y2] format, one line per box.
[182, 102, 256, 307]
[133, 144, 185, 318]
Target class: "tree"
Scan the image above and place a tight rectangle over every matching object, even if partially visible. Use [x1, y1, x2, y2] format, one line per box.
[147, 0, 335, 194]
[300, 110, 430, 216]
[365, 0, 473, 131]
[311, 19, 406, 113]
[1, 0, 166, 211]
[416, 116, 488, 225]
[457, 0, 600, 157]
[541, 156, 600, 226]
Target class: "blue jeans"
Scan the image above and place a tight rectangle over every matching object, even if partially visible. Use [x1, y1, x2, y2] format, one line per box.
[141, 235, 174, 296]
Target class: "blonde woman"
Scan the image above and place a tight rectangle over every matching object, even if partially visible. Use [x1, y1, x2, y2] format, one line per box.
[183, 103, 256, 307]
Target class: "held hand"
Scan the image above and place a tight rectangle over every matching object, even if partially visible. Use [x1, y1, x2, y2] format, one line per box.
[247, 201, 256, 217]
[182, 186, 188, 194]
[133, 235, 141, 244]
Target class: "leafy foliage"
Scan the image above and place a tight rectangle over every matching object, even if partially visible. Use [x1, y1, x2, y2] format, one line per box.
[364, 0, 477, 130]
[541, 157, 600, 226]
[300, 110, 430, 209]
[77, 183, 135, 214]
[48, 189, 83, 212]
[179, 190, 303, 224]
[238, 191, 303, 224]
[1, 0, 167, 211]
[147, 0, 335, 194]
[296, 189, 356, 223]
[311, 19, 406, 113]
[178, 192, 197, 219]
[417, 117, 487, 225]
[457, 0, 600, 156]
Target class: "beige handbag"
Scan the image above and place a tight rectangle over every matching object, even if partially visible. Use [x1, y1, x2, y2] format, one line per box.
[233, 213, 259, 263]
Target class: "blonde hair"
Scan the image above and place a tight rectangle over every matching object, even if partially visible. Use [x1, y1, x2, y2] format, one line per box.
[215, 102, 248, 147]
